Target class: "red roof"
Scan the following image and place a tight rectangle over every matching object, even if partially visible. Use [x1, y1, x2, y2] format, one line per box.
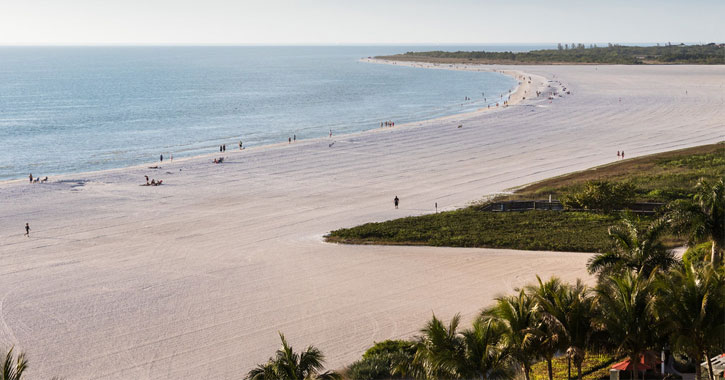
[612, 359, 651, 372]
[612, 352, 662, 372]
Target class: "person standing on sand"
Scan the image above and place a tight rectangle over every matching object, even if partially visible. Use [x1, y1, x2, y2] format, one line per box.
[621, 150, 625, 159]
[239, 140, 243, 150]
[293, 134, 296, 142]
[394, 196, 399, 209]
[29, 173, 33, 183]
[617, 151, 620, 158]
[25, 223, 30, 237]
[160, 154, 163, 162]
[288, 137, 291, 144]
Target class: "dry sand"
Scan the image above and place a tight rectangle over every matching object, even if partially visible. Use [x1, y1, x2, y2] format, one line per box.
[0, 63, 724, 379]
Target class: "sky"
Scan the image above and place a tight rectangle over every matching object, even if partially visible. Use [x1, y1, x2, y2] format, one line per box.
[1, 0, 723, 45]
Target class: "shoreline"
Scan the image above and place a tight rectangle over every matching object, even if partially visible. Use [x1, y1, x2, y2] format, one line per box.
[0, 60, 540, 185]
[2, 63, 724, 379]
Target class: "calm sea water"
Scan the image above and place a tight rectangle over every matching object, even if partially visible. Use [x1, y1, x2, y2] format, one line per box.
[0, 45, 548, 180]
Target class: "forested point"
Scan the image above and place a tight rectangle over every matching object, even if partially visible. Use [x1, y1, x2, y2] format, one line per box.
[377, 43, 725, 64]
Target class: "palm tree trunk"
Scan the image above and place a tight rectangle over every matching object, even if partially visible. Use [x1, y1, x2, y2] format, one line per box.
[711, 240, 722, 266]
[524, 363, 531, 380]
[547, 358, 553, 380]
[568, 357, 571, 380]
[705, 352, 715, 380]
[577, 363, 582, 380]
[695, 353, 702, 380]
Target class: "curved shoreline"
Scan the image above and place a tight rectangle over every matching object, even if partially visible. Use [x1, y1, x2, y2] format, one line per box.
[2, 63, 724, 379]
[0, 60, 539, 185]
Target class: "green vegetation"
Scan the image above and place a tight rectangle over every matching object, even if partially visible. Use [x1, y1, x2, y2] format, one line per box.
[1, 348, 28, 380]
[326, 143, 725, 252]
[560, 181, 636, 212]
[328, 209, 630, 252]
[377, 43, 725, 65]
[246, 333, 341, 380]
[530, 352, 619, 380]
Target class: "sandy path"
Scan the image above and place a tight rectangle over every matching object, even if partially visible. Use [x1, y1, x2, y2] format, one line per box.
[0, 64, 724, 379]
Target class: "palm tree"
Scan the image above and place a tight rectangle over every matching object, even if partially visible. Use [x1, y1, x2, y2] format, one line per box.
[528, 277, 594, 380]
[406, 314, 463, 379]
[667, 177, 725, 265]
[655, 263, 725, 380]
[588, 217, 677, 278]
[483, 290, 539, 380]
[1, 347, 28, 380]
[525, 277, 567, 380]
[459, 318, 514, 380]
[246, 333, 340, 380]
[594, 271, 656, 380]
[399, 314, 513, 380]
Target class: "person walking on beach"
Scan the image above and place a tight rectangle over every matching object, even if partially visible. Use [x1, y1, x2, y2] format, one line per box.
[220, 145, 223, 152]
[394, 196, 399, 209]
[160, 154, 163, 162]
[329, 129, 332, 138]
[621, 150, 625, 159]
[288, 137, 291, 144]
[239, 140, 243, 150]
[25, 223, 30, 237]
[223, 144, 226, 152]
[617, 150, 620, 158]
[29, 173, 33, 183]
[293, 134, 296, 142]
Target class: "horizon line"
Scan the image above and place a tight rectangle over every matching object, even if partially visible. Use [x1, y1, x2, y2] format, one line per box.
[0, 41, 718, 48]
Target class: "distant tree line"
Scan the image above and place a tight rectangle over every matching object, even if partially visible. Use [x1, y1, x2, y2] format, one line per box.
[380, 43, 725, 64]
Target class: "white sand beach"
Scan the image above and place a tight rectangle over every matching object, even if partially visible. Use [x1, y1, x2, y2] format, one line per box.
[0, 64, 724, 379]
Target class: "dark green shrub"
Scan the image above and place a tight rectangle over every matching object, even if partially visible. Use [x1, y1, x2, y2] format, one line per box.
[561, 180, 636, 212]
[363, 340, 415, 359]
[348, 352, 412, 380]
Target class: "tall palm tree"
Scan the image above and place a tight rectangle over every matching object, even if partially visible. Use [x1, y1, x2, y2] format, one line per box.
[483, 290, 540, 380]
[594, 271, 656, 380]
[528, 277, 594, 380]
[407, 314, 463, 379]
[401, 314, 513, 380]
[667, 177, 725, 265]
[459, 318, 514, 380]
[246, 333, 340, 380]
[588, 217, 677, 278]
[1, 347, 27, 380]
[655, 263, 725, 380]
[525, 277, 567, 380]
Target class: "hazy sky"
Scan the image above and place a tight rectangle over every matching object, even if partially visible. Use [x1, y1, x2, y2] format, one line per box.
[1, 0, 723, 45]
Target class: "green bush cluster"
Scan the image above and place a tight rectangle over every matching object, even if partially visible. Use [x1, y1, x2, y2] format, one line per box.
[560, 181, 636, 212]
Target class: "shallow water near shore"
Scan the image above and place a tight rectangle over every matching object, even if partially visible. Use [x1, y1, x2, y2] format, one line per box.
[0, 45, 539, 180]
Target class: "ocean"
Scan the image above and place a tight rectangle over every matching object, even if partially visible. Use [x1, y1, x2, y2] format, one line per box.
[0, 45, 547, 180]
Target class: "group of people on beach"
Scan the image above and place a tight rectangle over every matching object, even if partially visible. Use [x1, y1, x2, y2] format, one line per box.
[288, 134, 296, 144]
[28, 173, 48, 183]
[617, 150, 625, 159]
[143, 175, 163, 186]
[381, 121, 395, 128]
